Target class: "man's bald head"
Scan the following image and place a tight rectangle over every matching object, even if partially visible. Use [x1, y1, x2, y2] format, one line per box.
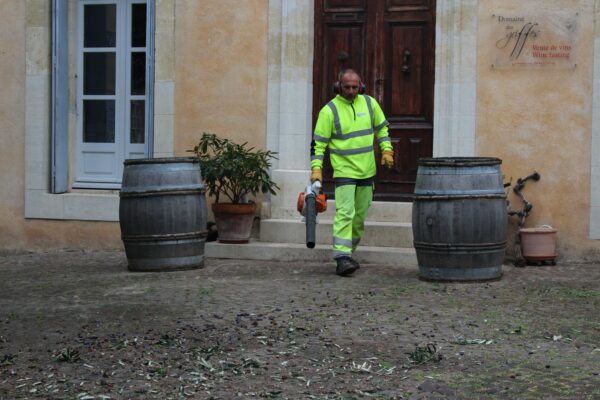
[338, 69, 362, 101]
[338, 69, 361, 82]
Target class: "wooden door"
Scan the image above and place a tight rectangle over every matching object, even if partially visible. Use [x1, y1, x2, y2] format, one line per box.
[313, 0, 435, 201]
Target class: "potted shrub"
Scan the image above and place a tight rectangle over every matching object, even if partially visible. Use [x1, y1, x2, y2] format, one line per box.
[189, 132, 279, 243]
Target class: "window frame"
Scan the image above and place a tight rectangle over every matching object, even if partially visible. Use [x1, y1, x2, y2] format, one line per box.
[73, 0, 153, 189]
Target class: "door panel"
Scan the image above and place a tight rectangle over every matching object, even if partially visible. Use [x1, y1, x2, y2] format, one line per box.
[386, 0, 431, 11]
[376, 130, 432, 198]
[324, 0, 366, 12]
[317, 22, 367, 189]
[313, 1, 370, 189]
[388, 23, 426, 118]
[319, 24, 366, 109]
[313, 0, 435, 201]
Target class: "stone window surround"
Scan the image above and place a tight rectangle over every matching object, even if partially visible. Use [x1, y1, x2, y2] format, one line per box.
[24, 0, 174, 221]
[23, 0, 600, 239]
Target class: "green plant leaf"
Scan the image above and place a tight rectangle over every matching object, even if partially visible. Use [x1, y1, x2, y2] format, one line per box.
[189, 132, 279, 204]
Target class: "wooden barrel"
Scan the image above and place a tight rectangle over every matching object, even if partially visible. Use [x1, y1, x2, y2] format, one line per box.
[119, 157, 207, 271]
[412, 157, 507, 281]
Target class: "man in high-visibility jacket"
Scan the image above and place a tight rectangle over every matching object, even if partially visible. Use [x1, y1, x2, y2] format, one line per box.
[310, 69, 394, 276]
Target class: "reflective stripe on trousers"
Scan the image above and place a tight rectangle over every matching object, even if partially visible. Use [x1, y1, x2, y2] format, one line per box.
[332, 181, 373, 259]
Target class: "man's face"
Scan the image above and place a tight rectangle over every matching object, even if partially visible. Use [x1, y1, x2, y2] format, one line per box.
[340, 73, 360, 101]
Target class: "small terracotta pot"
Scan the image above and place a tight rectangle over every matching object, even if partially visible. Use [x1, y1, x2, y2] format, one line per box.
[211, 203, 256, 244]
[519, 227, 557, 261]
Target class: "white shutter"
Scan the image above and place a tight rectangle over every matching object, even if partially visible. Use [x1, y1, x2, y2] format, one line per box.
[51, 0, 69, 193]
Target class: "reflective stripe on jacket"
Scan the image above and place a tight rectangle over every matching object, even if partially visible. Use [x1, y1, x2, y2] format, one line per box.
[310, 94, 392, 179]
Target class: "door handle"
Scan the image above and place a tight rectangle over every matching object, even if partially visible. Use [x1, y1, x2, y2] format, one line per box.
[402, 49, 411, 73]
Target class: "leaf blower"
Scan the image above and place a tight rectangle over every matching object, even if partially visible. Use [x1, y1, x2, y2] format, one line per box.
[297, 181, 328, 248]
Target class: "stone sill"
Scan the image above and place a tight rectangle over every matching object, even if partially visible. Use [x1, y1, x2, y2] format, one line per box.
[25, 189, 119, 221]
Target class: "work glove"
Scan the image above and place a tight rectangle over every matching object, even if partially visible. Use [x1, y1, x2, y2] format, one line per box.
[381, 150, 394, 169]
[310, 168, 322, 183]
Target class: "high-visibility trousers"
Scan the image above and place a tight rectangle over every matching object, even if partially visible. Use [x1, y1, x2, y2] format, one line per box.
[332, 178, 374, 259]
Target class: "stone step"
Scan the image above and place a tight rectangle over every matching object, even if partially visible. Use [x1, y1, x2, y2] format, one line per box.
[205, 240, 418, 266]
[271, 200, 413, 222]
[205, 200, 417, 265]
[260, 218, 413, 248]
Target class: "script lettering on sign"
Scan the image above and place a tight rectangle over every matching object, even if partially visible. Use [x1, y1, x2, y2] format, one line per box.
[490, 11, 578, 69]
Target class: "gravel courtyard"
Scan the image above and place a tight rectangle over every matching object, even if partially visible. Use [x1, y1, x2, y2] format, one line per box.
[0, 250, 599, 399]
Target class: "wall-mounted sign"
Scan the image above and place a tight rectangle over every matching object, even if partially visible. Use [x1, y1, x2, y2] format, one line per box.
[490, 11, 578, 69]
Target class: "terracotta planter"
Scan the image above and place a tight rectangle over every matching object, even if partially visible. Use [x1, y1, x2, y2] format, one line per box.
[519, 227, 557, 262]
[211, 203, 256, 244]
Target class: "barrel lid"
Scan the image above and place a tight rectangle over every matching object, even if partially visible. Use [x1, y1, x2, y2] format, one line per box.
[124, 157, 199, 165]
[418, 157, 502, 167]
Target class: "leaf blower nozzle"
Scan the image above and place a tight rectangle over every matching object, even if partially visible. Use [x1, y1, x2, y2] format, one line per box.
[297, 180, 327, 249]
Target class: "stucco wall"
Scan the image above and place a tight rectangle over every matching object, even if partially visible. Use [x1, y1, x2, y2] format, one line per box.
[173, 0, 269, 154]
[0, 0, 269, 253]
[0, 1, 121, 253]
[2, 0, 599, 259]
[477, 0, 599, 259]
[0, 0, 27, 252]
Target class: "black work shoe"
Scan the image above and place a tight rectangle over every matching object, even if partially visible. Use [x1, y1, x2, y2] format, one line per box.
[336, 257, 358, 277]
[349, 257, 360, 270]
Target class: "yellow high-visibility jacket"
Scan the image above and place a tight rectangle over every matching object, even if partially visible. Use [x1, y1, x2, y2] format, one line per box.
[310, 94, 392, 179]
